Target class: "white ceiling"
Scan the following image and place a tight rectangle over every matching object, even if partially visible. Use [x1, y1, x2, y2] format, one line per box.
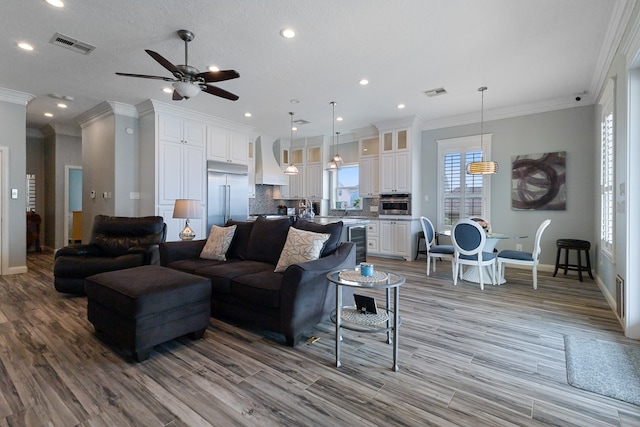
[2, 0, 631, 139]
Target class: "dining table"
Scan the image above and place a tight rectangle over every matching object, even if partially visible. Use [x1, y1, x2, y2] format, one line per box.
[438, 230, 528, 285]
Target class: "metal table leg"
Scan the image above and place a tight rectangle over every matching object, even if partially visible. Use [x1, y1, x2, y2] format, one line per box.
[335, 283, 342, 368]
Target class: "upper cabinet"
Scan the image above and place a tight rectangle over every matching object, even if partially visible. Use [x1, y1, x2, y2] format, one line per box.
[375, 117, 421, 198]
[360, 136, 379, 157]
[207, 127, 249, 165]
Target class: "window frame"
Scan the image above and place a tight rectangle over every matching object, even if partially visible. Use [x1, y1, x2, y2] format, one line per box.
[600, 79, 615, 261]
[331, 163, 360, 210]
[436, 134, 493, 231]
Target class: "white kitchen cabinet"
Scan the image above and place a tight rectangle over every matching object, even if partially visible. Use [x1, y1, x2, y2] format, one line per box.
[366, 220, 379, 254]
[159, 115, 206, 146]
[359, 156, 379, 197]
[380, 129, 411, 194]
[306, 163, 324, 199]
[288, 165, 305, 199]
[378, 220, 411, 260]
[207, 127, 249, 165]
[248, 140, 256, 198]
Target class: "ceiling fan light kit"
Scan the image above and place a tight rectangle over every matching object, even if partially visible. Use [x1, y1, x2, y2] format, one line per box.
[116, 29, 239, 101]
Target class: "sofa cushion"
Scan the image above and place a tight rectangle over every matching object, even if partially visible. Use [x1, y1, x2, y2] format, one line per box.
[246, 217, 293, 265]
[54, 254, 144, 279]
[167, 258, 233, 275]
[195, 260, 274, 294]
[200, 224, 237, 261]
[274, 228, 330, 273]
[293, 219, 343, 256]
[225, 220, 254, 260]
[231, 270, 285, 309]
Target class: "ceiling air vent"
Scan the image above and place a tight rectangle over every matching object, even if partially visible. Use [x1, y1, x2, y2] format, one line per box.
[49, 32, 96, 54]
[424, 87, 447, 97]
[294, 119, 310, 126]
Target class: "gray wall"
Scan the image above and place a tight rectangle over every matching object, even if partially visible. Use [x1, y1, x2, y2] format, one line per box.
[420, 105, 595, 267]
[0, 99, 27, 271]
[26, 133, 45, 244]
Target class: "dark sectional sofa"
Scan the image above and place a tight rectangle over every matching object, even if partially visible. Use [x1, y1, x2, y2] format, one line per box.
[159, 217, 356, 346]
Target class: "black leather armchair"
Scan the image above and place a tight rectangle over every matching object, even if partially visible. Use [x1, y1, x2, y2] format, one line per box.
[54, 215, 167, 294]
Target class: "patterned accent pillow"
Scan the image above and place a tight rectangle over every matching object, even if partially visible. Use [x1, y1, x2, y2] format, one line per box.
[200, 225, 237, 260]
[274, 227, 330, 273]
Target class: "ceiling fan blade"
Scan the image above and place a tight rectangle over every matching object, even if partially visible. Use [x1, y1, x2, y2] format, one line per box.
[115, 72, 176, 81]
[145, 49, 183, 78]
[195, 69, 240, 83]
[202, 85, 239, 101]
[172, 90, 184, 101]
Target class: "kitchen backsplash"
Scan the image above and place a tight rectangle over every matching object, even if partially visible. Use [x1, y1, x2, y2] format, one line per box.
[250, 184, 380, 217]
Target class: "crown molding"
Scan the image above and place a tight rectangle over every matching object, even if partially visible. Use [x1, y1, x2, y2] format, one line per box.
[621, 0, 640, 66]
[75, 101, 137, 128]
[373, 115, 424, 132]
[0, 88, 35, 106]
[136, 99, 255, 134]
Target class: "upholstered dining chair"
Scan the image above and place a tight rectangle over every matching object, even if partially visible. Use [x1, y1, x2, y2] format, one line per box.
[419, 216, 454, 276]
[497, 219, 551, 289]
[451, 218, 497, 290]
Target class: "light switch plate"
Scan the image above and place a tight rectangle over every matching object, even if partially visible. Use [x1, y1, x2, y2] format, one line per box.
[11, 189, 18, 199]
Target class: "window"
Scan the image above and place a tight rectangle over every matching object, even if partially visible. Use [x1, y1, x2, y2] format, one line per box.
[332, 164, 360, 209]
[600, 79, 615, 259]
[437, 135, 492, 230]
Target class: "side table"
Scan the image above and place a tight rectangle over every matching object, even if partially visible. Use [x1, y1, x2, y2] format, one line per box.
[326, 269, 405, 371]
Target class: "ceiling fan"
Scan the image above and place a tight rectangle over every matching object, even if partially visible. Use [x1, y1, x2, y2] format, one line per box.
[116, 29, 239, 101]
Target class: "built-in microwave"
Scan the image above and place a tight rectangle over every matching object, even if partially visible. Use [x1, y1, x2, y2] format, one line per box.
[379, 194, 411, 216]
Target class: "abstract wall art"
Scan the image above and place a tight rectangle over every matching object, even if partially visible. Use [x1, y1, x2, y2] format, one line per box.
[511, 151, 566, 210]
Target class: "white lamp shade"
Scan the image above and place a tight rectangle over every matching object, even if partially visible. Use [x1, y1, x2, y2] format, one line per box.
[172, 199, 201, 219]
[173, 82, 200, 99]
[284, 164, 299, 175]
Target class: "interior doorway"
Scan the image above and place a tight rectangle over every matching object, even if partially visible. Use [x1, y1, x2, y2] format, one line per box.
[64, 166, 82, 244]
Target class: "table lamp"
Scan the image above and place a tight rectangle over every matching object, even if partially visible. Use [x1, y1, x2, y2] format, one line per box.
[172, 199, 201, 240]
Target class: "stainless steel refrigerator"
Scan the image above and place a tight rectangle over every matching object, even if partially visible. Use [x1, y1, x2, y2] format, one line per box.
[207, 161, 249, 230]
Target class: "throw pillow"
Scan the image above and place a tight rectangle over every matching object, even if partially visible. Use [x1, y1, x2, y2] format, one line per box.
[200, 225, 237, 261]
[224, 220, 254, 260]
[293, 219, 343, 256]
[246, 216, 294, 264]
[274, 227, 330, 273]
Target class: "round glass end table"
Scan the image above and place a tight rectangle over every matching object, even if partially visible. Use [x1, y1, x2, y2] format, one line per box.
[326, 268, 405, 372]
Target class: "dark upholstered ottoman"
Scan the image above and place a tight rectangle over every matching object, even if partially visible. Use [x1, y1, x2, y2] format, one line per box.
[85, 265, 211, 362]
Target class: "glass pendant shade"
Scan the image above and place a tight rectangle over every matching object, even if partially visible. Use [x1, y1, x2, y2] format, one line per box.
[467, 86, 498, 175]
[284, 112, 299, 175]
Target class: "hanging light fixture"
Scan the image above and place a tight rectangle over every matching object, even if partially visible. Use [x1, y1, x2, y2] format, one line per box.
[467, 86, 499, 175]
[284, 112, 299, 175]
[326, 101, 341, 171]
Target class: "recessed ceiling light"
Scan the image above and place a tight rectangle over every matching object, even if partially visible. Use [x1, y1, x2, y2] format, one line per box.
[359, 79, 369, 85]
[162, 87, 172, 94]
[336, 116, 343, 122]
[207, 65, 220, 72]
[57, 103, 67, 108]
[280, 28, 296, 39]
[397, 103, 406, 109]
[244, 112, 252, 118]
[18, 42, 34, 51]
[44, 112, 53, 117]
[46, 0, 64, 7]
[292, 126, 298, 131]
[290, 99, 299, 104]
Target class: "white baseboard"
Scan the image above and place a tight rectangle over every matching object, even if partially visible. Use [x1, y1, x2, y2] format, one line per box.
[5, 265, 28, 275]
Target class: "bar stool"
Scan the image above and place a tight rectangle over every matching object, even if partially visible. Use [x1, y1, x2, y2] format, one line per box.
[553, 239, 594, 282]
[415, 231, 426, 260]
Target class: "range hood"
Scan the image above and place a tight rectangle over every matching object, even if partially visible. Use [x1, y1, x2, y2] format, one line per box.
[254, 135, 289, 186]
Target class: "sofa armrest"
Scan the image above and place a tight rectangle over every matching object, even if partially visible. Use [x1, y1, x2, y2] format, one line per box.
[279, 242, 356, 342]
[54, 244, 103, 259]
[128, 244, 160, 265]
[159, 239, 207, 266]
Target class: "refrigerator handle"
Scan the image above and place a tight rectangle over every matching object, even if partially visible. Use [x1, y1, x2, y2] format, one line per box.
[226, 184, 231, 222]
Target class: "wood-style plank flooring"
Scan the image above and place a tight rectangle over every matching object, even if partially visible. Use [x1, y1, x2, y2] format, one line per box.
[1, 251, 639, 426]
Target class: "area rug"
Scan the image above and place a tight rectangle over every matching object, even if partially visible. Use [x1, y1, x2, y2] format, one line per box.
[564, 335, 640, 405]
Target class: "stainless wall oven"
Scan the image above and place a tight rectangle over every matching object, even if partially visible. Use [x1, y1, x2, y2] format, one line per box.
[379, 194, 411, 216]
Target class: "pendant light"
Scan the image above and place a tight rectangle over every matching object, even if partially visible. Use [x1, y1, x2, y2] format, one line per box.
[467, 86, 498, 175]
[284, 112, 299, 175]
[326, 101, 341, 171]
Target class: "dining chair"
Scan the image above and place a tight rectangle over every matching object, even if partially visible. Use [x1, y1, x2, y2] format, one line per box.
[451, 218, 497, 290]
[419, 216, 454, 276]
[497, 219, 551, 289]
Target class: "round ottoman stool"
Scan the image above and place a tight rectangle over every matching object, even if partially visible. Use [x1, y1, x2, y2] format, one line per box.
[553, 239, 594, 282]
